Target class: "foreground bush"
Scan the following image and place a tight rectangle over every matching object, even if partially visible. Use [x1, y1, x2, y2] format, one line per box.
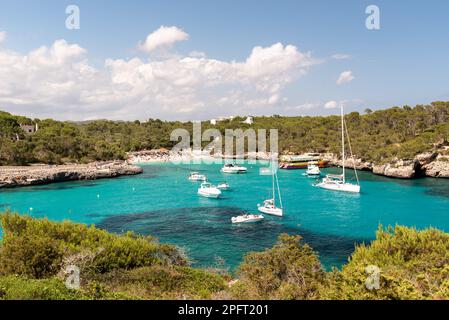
[2, 211, 449, 300]
[323, 226, 449, 299]
[230, 234, 326, 300]
[0, 211, 226, 299]
[0, 211, 187, 279]
[94, 265, 227, 299]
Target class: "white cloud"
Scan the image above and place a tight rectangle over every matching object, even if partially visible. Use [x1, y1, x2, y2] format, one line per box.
[324, 100, 338, 109]
[336, 70, 354, 85]
[0, 31, 6, 44]
[189, 50, 206, 58]
[139, 26, 189, 53]
[331, 53, 351, 60]
[0, 28, 321, 120]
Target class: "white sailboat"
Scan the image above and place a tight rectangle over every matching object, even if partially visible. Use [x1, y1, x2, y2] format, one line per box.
[316, 105, 360, 193]
[258, 159, 284, 216]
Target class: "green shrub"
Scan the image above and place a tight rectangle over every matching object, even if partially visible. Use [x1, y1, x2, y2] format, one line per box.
[322, 226, 449, 300]
[0, 275, 81, 300]
[230, 234, 326, 300]
[0, 211, 187, 279]
[95, 265, 227, 299]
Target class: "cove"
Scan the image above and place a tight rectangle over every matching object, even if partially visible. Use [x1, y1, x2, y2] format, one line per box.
[1, 161, 449, 270]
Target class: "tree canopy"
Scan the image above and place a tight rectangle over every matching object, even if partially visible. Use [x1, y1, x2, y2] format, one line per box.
[1, 101, 449, 165]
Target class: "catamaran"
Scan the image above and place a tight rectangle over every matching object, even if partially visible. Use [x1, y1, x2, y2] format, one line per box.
[316, 105, 360, 193]
[197, 182, 222, 198]
[258, 159, 284, 216]
[220, 163, 247, 174]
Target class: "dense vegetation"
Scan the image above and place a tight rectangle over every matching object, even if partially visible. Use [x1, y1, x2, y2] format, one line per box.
[1, 101, 449, 165]
[1, 212, 449, 300]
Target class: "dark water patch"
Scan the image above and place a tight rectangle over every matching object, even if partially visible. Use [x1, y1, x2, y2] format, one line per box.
[134, 173, 158, 179]
[97, 206, 368, 270]
[419, 178, 449, 199]
[0, 182, 99, 193]
[37, 182, 98, 191]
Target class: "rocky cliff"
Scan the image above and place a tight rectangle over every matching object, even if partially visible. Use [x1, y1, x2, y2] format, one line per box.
[0, 161, 143, 188]
[324, 147, 449, 179]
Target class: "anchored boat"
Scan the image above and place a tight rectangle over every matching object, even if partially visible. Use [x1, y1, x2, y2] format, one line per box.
[221, 163, 247, 174]
[188, 172, 206, 181]
[306, 162, 321, 177]
[316, 104, 361, 193]
[258, 159, 284, 216]
[279, 153, 328, 170]
[217, 182, 230, 190]
[197, 182, 222, 198]
[231, 214, 264, 224]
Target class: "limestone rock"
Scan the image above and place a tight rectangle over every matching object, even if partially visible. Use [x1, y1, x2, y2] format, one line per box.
[373, 159, 419, 179]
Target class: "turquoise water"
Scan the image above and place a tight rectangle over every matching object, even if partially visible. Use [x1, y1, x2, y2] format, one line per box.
[1, 161, 449, 270]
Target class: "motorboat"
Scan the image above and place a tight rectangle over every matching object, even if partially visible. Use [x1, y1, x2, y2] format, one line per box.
[217, 182, 230, 190]
[306, 162, 321, 176]
[188, 172, 206, 181]
[231, 214, 264, 224]
[197, 182, 222, 198]
[220, 163, 247, 174]
[316, 104, 361, 193]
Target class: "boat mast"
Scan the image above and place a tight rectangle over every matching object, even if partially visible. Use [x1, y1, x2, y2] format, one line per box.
[275, 171, 283, 209]
[271, 157, 276, 203]
[341, 104, 345, 183]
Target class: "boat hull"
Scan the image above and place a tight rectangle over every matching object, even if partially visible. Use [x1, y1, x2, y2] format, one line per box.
[257, 206, 283, 216]
[198, 190, 222, 198]
[316, 182, 360, 193]
[231, 215, 264, 223]
[221, 169, 247, 174]
[280, 160, 328, 170]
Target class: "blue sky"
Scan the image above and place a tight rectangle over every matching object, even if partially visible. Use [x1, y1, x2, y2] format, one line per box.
[0, 0, 448, 120]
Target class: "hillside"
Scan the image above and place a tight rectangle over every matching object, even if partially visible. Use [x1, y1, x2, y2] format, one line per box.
[1, 102, 449, 170]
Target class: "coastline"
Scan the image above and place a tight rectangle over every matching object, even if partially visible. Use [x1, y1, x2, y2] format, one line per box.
[2, 147, 448, 190]
[0, 161, 143, 189]
[324, 150, 449, 179]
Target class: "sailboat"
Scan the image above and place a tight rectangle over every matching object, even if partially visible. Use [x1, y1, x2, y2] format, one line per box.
[258, 159, 284, 216]
[316, 104, 360, 193]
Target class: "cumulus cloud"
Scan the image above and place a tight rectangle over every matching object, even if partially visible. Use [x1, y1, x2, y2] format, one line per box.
[336, 70, 354, 85]
[331, 53, 351, 60]
[324, 100, 338, 109]
[0, 31, 6, 44]
[0, 27, 321, 120]
[139, 26, 189, 53]
[189, 50, 206, 58]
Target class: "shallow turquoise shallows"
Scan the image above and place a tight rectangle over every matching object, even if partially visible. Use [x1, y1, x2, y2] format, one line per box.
[1, 161, 449, 270]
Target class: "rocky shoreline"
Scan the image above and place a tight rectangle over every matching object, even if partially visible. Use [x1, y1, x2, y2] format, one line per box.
[324, 147, 449, 179]
[0, 161, 143, 189]
[129, 147, 449, 179]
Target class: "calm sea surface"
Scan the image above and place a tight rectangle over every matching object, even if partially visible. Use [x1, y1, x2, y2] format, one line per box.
[1, 161, 449, 270]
